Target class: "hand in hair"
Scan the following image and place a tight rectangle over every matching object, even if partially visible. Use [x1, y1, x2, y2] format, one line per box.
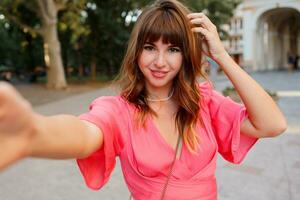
[188, 13, 227, 62]
[0, 82, 36, 170]
[188, 13, 287, 139]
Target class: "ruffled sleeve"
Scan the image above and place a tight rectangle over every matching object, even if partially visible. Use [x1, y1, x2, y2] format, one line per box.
[199, 81, 258, 164]
[76, 96, 126, 190]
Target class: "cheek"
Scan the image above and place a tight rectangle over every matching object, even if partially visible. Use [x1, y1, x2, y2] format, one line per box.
[169, 55, 183, 71]
[137, 55, 145, 75]
[138, 52, 152, 69]
[137, 56, 143, 70]
[138, 54, 150, 77]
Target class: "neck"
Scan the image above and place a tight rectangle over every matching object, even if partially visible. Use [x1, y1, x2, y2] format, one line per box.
[146, 84, 174, 102]
[147, 88, 174, 102]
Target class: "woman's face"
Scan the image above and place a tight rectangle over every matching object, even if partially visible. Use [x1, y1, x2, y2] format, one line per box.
[138, 37, 183, 91]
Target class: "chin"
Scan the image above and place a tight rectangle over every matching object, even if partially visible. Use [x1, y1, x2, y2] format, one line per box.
[147, 79, 172, 89]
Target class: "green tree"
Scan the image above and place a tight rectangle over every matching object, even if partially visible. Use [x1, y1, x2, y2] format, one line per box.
[183, 0, 242, 39]
[0, 0, 87, 89]
[0, 6, 44, 78]
[82, 0, 148, 79]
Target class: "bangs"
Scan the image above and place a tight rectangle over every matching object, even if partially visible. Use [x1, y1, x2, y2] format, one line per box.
[139, 9, 186, 48]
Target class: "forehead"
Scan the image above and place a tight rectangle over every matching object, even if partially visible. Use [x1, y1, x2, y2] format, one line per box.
[139, 9, 186, 48]
[145, 38, 176, 46]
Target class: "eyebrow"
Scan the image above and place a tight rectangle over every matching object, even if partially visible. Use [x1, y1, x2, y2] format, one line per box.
[144, 42, 154, 45]
[144, 42, 179, 47]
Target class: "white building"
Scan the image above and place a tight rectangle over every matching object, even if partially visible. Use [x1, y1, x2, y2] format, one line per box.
[225, 0, 300, 71]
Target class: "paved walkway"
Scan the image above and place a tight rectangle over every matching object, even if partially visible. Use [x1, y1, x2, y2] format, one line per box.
[14, 81, 110, 106]
[0, 70, 299, 200]
[210, 70, 300, 200]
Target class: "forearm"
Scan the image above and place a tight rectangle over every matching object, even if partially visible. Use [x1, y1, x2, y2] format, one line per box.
[29, 114, 102, 159]
[187, 12, 286, 137]
[214, 53, 287, 135]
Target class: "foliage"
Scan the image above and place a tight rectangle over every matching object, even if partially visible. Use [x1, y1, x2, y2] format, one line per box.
[0, 0, 241, 82]
[83, 1, 133, 77]
[183, 0, 242, 39]
[0, 11, 44, 73]
[0, 0, 88, 85]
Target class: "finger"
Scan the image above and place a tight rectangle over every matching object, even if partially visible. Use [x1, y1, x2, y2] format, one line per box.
[188, 13, 216, 32]
[0, 81, 22, 102]
[192, 27, 211, 39]
[0, 82, 14, 103]
[187, 12, 205, 19]
[197, 16, 216, 32]
[0, 82, 29, 116]
[190, 18, 208, 29]
[190, 19, 209, 32]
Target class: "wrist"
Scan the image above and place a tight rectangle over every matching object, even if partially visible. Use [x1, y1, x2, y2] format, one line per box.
[213, 51, 231, 64]
[26, 113, 44, 157]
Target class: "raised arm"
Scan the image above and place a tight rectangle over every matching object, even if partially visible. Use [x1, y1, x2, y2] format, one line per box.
[0, 82, 103, 171]
[188, 13, 287, 138]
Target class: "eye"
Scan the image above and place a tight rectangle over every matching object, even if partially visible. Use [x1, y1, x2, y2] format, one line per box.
[168, 47, 181, 53]
[143, 45, 155, 51]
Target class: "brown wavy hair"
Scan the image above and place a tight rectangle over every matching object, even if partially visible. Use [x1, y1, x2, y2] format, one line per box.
[116, 0, 209, 153]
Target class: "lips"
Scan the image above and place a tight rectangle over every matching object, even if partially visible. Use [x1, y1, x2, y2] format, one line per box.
[150, 70, 168, 78]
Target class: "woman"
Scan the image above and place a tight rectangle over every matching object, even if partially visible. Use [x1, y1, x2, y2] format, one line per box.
[0, 0, 286, 199]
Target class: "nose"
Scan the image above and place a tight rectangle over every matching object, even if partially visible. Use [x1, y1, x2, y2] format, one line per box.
[154, 52, 166, 68]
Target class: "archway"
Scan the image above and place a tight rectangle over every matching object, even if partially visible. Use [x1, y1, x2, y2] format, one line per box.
[256, 8, 300, 71]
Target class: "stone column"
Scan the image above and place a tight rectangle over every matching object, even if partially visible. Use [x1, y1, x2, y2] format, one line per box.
[268, 22, 277, 70]
[282, 26, 290, 69]
[242, 11, 256, 71]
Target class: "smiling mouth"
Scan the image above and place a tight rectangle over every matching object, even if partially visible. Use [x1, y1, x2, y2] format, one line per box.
[150, 70, 168, 78]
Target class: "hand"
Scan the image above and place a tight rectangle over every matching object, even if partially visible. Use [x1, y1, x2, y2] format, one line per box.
[188, 13, 228, 62]
[0, 82, 36, 170]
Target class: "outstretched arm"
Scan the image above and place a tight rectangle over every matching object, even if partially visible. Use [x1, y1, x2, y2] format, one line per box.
[0, 82, 103, 170]
[30, 114, 102, 159]
[188, 13, 287, 138]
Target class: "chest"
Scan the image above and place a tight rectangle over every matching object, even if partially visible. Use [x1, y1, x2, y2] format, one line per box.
[127, 115, 217, 179]
[152, 114, 179, 151]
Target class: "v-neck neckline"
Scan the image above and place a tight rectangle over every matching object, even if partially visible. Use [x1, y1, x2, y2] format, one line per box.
[147, 115, 179, 153]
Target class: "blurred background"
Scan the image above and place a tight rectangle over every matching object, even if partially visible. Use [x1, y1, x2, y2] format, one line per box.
[0, 0, 299, 200]
[0, 0, 242, 88]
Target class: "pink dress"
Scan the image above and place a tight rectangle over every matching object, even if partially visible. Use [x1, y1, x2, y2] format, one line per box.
[77, 81, 258, 200]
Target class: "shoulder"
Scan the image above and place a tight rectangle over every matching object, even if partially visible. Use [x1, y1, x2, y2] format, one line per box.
[197, 80, 214, 102]
[90, 95, 135, 116]
[197, 80, 229, 114]
[89, 95, 130, 113]
[90, 96, 124, 107]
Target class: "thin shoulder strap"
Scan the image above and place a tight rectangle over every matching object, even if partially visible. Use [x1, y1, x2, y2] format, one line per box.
[159, 135, 182, 200]
[175, 135, 182, 159]
[129, 135, 182, 200]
